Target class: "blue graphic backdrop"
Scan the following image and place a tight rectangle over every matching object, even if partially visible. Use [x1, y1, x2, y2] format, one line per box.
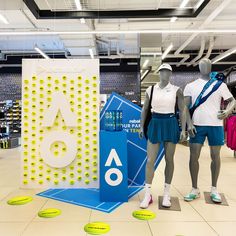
[100, 92, 165, 186]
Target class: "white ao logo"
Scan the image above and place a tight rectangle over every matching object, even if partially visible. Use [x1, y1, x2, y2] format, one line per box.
[40, 92, 77, 168]
[105, 149, 123, 186]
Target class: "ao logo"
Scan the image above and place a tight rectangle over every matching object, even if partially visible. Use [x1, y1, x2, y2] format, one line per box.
[105, 149, 123, 186]
[40, 92, 77, 168]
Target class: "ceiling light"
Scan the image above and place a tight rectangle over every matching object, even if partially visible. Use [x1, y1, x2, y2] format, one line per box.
[0, 13, 9, 24]
[89, 48, 94, 59]
[212, 47, 236, 64]
[162, 43, 173, 60]
[170, 17, 178, 23]
[180, 0, 190, 8]
[142, 59, 149, 68]
[141, 52, 162, 56]
[1, 29, 236, 36]
[80, 18, 86, 24]
[195, 0, 205, 9]
[141, 70, 149, 80]
[34, 46, 50, 59]
[75, 0, 82, 10]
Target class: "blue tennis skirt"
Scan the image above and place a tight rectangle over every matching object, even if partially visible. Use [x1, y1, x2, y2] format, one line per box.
[147, 113, 180, 144]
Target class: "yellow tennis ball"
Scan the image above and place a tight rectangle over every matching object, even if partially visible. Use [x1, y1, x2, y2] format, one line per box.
[85, 180, 90, 185]
[54, 180, 59, 185]
[62, 176, 66, 181]
[70, 180, 75, 185]
[92, 176, 98, 181]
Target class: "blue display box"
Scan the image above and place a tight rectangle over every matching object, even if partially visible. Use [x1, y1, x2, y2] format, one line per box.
[100, 130, 128, 202]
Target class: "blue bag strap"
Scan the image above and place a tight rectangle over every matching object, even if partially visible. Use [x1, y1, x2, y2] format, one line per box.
[189, 72, 224, 117]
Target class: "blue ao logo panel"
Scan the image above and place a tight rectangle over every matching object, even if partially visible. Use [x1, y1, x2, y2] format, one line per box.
[100, 92, 164, 186]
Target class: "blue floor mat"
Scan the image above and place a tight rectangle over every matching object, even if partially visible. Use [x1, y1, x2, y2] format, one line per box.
[37, 187, 142, 213]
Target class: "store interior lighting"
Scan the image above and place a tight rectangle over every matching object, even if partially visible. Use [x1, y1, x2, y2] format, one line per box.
[34, 46, 50, 59]
[142, 59, 149, 68]
[89, 48, 94, 59]
[170, 17, 178, 23]
[162, 43, 173, 60]
[180, 0, 190, 8]
[212, 47, 236, 64]
[0, 13, 9, 24]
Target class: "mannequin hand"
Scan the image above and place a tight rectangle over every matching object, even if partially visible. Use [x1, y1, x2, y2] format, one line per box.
[217, 110, 229, 120]
[179, 130, 187, 143]
[139, 128, 144, 139]
[188, 125, 197, 138]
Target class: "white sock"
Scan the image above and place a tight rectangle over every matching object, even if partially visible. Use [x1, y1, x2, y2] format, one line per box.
[164, 183, 171, 196]
[211, 186, 217, 193]
[145, 184, 151, 196]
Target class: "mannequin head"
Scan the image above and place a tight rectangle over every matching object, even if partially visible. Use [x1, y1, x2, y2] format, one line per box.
[159, 69, 172, 84]
[199, 58, 212, 77]
[158, 63, 172, 86]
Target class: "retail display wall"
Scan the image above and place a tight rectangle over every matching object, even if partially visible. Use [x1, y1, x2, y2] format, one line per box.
[21, 59, 99, 188]
[0, 74, 21, 101]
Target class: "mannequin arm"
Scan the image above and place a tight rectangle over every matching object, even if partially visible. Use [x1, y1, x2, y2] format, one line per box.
[139, 92, 150, 139]
[218, 97, 236, 120]
[184, 96, 197, 137]
[177, 89, 187, 142]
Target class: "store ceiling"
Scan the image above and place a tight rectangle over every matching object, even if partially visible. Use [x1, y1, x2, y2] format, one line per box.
[0, 0, 235, 68]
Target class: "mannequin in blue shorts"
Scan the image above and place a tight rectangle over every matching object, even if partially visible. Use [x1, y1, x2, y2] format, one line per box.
[184, 58, 235, 203]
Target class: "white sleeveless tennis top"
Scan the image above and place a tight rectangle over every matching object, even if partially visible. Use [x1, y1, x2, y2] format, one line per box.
[146, 83, 179, 114]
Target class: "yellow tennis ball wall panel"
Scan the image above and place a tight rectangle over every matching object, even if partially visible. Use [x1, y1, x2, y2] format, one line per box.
[21, 70, 99, 188]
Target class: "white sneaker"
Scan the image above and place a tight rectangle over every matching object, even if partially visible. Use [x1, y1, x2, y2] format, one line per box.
[184, 188, 200, 202]
[211, 187, 222, 203]
[162, 195, 171, 208]
[140, 194, 153, 209]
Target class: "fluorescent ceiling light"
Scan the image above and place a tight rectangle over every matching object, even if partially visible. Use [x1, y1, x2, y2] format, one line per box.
[0, 13, 9, 24]
[1, 29, 236, 36]
[80, 18, 86, 24]
[75, 0, 82, 10]
[212, 47, 236, 64]
[100, 63, 120, 66]
[170, 17, 178, 23]
[142, 59, 149, 68]
[180, 0, 190, 8]
[34, 46, 50, 59]
[89, 48, 94, 59]
[162, 43, 173, 60]
[141, 52, 162, 56]
[195, 0, 205, 9]
[141, 70, 149, 80]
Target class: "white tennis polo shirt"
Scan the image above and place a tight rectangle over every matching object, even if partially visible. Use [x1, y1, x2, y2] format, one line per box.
[184, 78, 233, 126]
[146, 83, 179, 114]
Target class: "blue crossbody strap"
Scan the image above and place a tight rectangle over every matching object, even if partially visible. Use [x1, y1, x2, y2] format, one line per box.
[189, 72, 224, 117]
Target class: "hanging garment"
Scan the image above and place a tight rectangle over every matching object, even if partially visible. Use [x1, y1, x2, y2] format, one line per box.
[226, 116, 236, 150]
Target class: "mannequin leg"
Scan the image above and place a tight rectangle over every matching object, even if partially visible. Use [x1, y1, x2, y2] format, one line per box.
[146, 140, 161, 184]
[164, 142, 176, 184]
[189, 143, 203, 189]
[162, 142, 176, 207]
[140, 140, 160, 208]
[210, 146, 221, 187]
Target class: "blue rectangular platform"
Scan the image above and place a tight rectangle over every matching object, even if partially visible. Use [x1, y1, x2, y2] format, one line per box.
[37, 187, 142, 213]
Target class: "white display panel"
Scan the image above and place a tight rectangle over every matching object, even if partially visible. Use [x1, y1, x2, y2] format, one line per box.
[21, 59, 99, 188]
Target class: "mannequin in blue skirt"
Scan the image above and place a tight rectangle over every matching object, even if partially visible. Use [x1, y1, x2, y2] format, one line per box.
[139, 63, 187, 208]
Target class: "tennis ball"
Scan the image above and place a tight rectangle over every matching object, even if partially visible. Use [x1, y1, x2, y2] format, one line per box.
[85, 180, 90, 185]
[38, 208, 61, 218]
[70, 180, 75, 185]
[132, 210, 156, 220]
[7, 196, 33, 205]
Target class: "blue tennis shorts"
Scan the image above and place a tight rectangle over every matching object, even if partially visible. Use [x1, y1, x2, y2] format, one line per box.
[189, 126, 224, 146]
